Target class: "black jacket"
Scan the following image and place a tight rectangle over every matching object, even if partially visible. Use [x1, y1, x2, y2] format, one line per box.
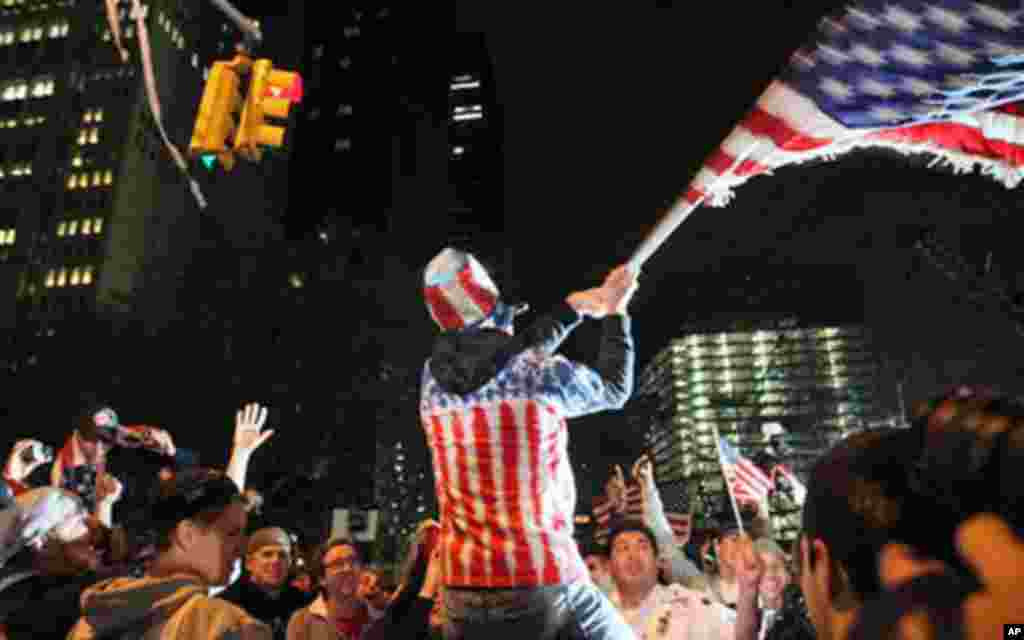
[217, 576, 314, 640]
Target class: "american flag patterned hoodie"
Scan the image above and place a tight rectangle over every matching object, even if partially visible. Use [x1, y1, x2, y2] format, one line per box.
[421, 302, 634, 588]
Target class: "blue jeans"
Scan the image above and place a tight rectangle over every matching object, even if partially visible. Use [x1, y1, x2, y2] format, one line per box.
[443, 580, 637, 640]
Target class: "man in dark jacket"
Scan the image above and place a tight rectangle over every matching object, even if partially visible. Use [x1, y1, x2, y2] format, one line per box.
[218, 526, 313, 640]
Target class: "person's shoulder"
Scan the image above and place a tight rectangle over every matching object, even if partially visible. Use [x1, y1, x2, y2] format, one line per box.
[174, 595, 272, 640]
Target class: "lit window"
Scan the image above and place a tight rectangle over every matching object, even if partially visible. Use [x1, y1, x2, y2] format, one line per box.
[101, 28, 110, 41]
[22, 163, 29, 176]
[32, 27, 41, 40]
[71, 153, 82, 167]
[77, 129, 87, 145]
[93, 218, 103, 234]
[103, 169, 112, 185]
[335, 138, 351, 152]
[82, 266, 93, 284]
[289, 273, 304, 288]
[337, 104, 352, 116]
[81, 219, 91, 235]
[56, 268, 66, 287]
[89, 128, 98, 144]
[191, 52, 198, 68]
[452, 146, 464, 156]
[83, 111, 91, 123]
[70, 268, 80, 285]
[57, 221, 66, 236]
[66, 175, 77, 189]
[45, 269, 54, 287]
[92, 171, 100, 187]
[68, 220, 78, 235]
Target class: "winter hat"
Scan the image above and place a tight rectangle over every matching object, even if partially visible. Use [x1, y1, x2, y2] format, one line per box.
[247, 526, 292, 556]
[423, 248, 502, 331]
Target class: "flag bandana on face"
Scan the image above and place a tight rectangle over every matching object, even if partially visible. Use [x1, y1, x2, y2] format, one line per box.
[680, 1, 1024, 214]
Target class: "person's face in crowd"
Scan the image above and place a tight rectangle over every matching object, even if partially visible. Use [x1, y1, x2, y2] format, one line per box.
[609, 531, 659, 595]
[246, 543, 292, 589]
[759, 551, 791, 608]
[183, 502, 248, 587]
[158, 468, 174, 482]
[359, 569, 390, 610]
[714, 532, 741, 574]
[322, 544, 362, 601]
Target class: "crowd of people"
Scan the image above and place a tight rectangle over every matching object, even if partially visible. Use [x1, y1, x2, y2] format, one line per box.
[0, 248, 1021, 639]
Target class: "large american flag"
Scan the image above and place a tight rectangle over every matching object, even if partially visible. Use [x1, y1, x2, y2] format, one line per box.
[718, 437, 774, 504]
[676, 1, 1024, 217]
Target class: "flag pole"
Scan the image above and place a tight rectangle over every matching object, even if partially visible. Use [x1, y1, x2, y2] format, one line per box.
[711, 423, 745, 537]
[628, 139, 764, 272]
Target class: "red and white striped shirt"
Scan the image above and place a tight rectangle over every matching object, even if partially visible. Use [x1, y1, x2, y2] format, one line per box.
[421, 314, 633, 588]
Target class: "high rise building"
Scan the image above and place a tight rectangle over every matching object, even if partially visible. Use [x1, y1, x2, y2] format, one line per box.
[0, 0, 301, 447]
[375, 438, 438, 559]
[635, 314, 890, 544]
[447, 32, 501, 235]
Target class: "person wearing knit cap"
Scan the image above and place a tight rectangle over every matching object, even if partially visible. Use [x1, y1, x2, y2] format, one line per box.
[421, 248, 640, 640]
[218, 526, 312, 640]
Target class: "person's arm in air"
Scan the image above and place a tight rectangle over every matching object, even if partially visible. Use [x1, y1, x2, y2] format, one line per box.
[633, 456, 702, 583]
[543, 265, 639, 417]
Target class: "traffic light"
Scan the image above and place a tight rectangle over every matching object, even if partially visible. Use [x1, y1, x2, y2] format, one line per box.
[189, 60, 245, 171]
[234, 59, 302, 162]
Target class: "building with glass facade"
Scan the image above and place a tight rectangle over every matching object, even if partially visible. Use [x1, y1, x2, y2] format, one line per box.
[636, 316, 888, 543]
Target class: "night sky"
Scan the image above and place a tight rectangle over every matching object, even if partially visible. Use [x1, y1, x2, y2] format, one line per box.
[446, 3, 1024, 488]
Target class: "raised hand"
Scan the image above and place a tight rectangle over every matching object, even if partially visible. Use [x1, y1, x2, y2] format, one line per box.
[5, 439, 50, 483]
[734, 533, 765, 593]
[96, 473, 123, 506]
[632, 455, 654, 491]
[605, 464, 628, 512]
[566, 288, 609, 318]
[601, 265, 639, 315]
[233, 403, 273, 456]
[145, 428, 176, 457]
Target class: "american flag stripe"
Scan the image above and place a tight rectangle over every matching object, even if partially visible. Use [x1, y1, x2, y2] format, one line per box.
[472, 407, 505, 585]
[667, 2, 1024, 225]
[456, 264, 498, 320]
[428, 415, 458, 582]
[526, 403, 559, 583]
[667, 512, 692, 545]
[423, 285, 465, 331]
[501, 403, 535, 584]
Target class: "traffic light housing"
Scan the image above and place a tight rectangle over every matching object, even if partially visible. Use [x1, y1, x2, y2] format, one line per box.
[189, 60, 245, 171]
[234, 59, 302, 162]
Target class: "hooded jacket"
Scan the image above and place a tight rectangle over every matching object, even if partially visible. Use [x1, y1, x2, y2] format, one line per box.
[421, 302, 634, 588]
[67, 575, 271, 640]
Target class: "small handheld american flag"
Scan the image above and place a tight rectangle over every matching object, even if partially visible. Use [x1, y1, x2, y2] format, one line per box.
[718, 437, 774, 505]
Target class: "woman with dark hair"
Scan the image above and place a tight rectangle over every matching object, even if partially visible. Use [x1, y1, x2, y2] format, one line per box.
[67, 468, 270, 640]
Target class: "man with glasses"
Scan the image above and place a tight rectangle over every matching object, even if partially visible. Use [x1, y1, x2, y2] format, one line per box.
[219, 526, 312, 640]
[287, 539, 370, 640]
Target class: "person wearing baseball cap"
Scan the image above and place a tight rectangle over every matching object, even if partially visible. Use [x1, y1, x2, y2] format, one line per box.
[218, 526, 312, 640]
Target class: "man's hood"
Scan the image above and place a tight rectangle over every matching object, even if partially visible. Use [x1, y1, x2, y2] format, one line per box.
[428, 328, 517, 395]
[68, 575, 206, 639]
